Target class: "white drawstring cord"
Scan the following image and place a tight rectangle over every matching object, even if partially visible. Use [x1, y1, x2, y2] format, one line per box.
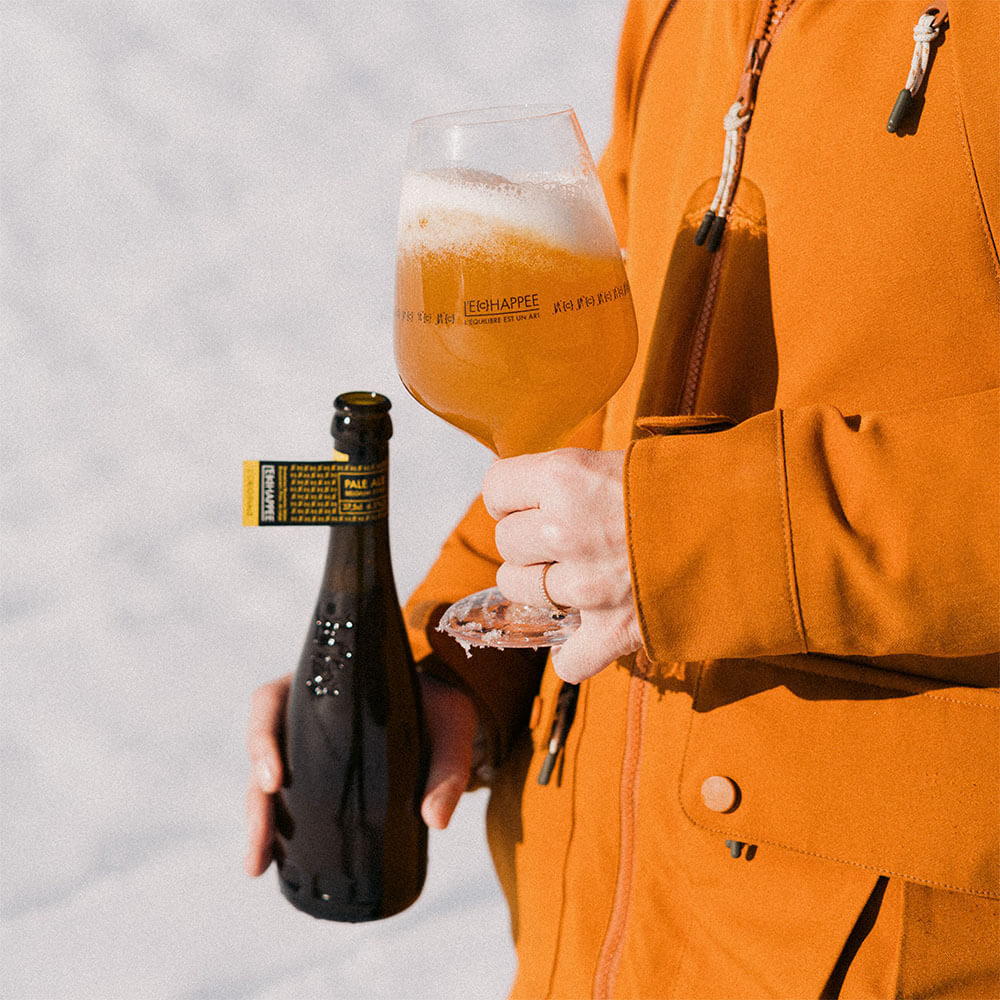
[695, 102, 750, 252]
[695, 0, 798, 252]
[710, 102, 750, 219]
[888, 5, 947, 132]
[905, 13, 941, 95]
[696, 2, 947, 256]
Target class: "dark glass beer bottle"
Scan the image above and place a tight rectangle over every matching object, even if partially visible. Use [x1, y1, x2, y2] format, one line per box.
[275, 391, 428, 921]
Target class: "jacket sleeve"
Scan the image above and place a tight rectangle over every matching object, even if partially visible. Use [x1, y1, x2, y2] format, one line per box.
[625, 387, 1000, 680]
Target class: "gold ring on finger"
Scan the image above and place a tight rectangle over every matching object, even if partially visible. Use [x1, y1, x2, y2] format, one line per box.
[539, 562, 569, 618]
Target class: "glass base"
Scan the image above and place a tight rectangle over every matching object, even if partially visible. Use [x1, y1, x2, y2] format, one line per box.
[437, 586, 580, 650]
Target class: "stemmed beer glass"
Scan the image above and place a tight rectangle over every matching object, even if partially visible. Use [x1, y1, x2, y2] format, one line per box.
[394, 105, 637, 649]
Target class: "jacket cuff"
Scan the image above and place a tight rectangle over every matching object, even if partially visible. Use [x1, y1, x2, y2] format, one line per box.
[624, 409, 807, 662]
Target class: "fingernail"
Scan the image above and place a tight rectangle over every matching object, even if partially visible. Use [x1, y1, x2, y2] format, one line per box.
[256, 760, 276, 791]
[424, 791, 444, 825]
[423, 790, 450, 830]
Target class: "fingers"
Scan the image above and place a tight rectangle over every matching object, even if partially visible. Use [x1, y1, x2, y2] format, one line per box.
[244, 776, 276, 876]
[496, 559, 563, 610]
[243, 672, 483, 871]
[482, 452, 555, 520]
[422, 755, 469, 831]
[484, 448, 622, 523]
[494, 507, 550, 566]
[419, 675, 479, 831]
[551, 613, 643, 685]
[247, 677, 289, 794]
[496, 558, 632, 615]
[245, 676, 290, 877]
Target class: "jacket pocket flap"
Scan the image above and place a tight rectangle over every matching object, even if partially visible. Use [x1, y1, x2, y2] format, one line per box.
[678, 656, 999, 898]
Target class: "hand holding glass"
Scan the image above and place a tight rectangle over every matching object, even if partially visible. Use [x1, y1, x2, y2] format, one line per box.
[394, 105, 637, 648]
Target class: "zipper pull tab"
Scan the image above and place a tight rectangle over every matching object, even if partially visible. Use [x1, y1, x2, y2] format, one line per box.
[694, 210, 716, 246]
[886, 89, 914, 134]
[694, 2, 797, 250]
[537, 681, 580, 786]
[887, 4, 948, 133]
[695, 102, 749, 252]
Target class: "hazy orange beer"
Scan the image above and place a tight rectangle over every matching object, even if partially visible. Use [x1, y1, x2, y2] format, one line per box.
[394, 170, 637, 457]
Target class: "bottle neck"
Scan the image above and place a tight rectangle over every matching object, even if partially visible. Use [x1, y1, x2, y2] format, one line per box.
[319, 439, 393, 593]
[331, 437, 390, 524]
[324, 392, 395, 589]
[333, 439, 389, 467]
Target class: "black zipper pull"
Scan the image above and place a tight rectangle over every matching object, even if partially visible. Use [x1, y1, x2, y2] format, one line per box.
[537, 681, 580, 786]
[726, 839, 747, 859]
[887, 4, 948, 133]
[886, 90, 915, 135]
[694, 210, 716, 246]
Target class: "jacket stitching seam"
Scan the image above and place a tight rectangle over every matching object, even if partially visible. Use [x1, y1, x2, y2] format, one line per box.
[769, 654, 1000, 706]
[629, 0, 678, 141]
[676, 810, 997, 899]
[775, 409, 809, 652]
[623, 441, 657, 661]
[949, 29, 1000, 279]
[911, 692, 999, 710]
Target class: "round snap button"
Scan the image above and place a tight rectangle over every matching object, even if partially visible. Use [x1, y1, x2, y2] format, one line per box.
[701, 775, 740, 813]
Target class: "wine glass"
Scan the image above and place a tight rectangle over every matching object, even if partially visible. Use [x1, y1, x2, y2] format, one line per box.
[394, 104, 637, 649]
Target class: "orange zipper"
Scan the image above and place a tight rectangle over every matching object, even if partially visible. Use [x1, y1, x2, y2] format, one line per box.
[591, 249, 725, 994]
[591, 3, 795, 995]
[592, 124, 730, 1000]
[592, 674, 648, 998]
[680, 247, 727, 416]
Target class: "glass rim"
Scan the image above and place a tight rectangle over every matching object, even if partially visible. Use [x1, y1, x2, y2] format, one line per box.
[410, 104, 575, 129]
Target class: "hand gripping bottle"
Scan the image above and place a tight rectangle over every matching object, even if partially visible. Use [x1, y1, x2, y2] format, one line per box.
[275, 392, 427, 921]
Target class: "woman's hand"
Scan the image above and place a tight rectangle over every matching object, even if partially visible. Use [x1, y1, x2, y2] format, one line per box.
[244, 676, 288, 877]
[482, 448, 643, 683]
[244, 672, 480, 877]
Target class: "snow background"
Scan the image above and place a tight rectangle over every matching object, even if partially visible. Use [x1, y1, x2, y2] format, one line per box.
[2, 2, 624, 997]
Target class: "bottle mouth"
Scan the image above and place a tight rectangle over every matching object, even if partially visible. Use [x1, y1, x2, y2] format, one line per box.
[334, 392, 392, 413]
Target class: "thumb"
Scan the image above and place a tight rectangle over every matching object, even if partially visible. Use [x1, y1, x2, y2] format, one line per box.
[551, 613, 640, 684]
[419, 676, 478, 830]
[551, 629, 612, 685]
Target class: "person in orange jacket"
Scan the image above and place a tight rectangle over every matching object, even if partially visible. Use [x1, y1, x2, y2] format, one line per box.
[247, 1, 999, 995]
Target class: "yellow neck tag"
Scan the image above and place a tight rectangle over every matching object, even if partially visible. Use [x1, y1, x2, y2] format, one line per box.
[242, 459, 387, 526]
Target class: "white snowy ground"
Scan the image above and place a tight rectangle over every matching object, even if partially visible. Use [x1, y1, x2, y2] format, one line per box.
[2, 3, 624, 998]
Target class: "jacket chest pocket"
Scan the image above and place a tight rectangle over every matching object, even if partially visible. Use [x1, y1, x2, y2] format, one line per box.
[678, 655, 1000, 898]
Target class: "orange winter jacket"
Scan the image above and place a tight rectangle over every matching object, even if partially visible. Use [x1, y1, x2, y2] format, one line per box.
[404, 2, 999, 997]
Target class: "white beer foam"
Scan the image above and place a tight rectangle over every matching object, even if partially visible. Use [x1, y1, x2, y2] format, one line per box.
[397, 168, 614, 256]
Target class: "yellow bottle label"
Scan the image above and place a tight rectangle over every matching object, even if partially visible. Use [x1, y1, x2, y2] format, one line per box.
[241, 459, 388, 525]
[242, 460, 261, 526]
